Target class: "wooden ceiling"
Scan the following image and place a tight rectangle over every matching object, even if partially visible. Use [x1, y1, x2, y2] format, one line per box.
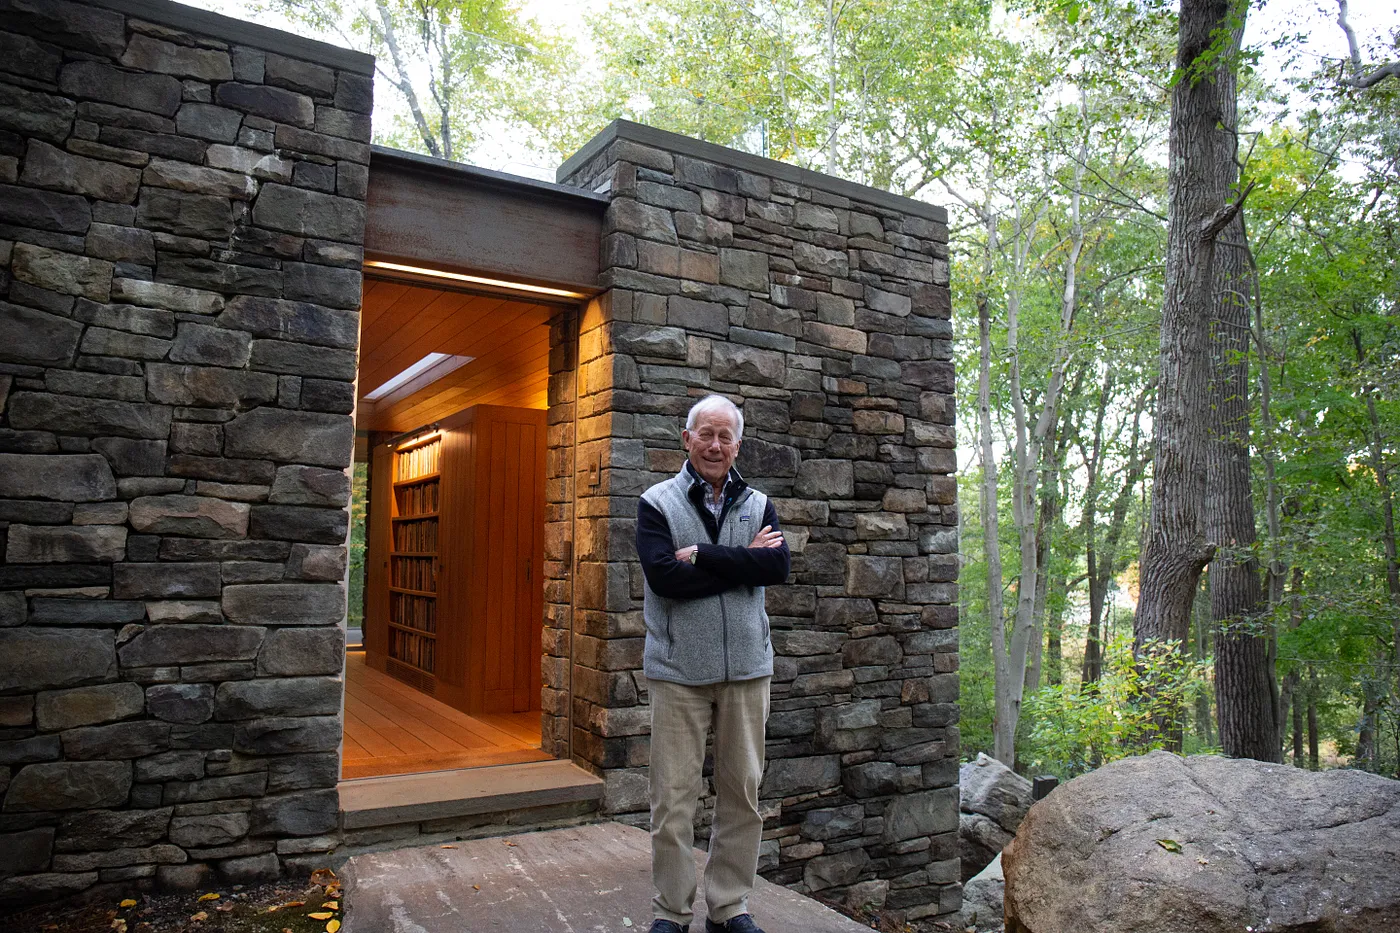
[356, 277, 556, 433]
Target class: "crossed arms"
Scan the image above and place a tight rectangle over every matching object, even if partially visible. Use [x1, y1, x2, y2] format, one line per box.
[636, 497, 791, 599]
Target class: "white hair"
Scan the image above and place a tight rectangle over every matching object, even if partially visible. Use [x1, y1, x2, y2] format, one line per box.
[685, 394, 743, 439]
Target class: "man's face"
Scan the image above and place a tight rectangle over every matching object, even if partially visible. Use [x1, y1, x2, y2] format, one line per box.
[683, 407, 741, 488]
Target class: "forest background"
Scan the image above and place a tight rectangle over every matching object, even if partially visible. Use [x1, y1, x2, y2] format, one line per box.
[185, 0, 1399, 779]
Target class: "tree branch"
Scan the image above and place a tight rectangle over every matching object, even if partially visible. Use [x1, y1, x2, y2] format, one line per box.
[1337, 0, 1400, 87]
[1200, 179, 1256, 241]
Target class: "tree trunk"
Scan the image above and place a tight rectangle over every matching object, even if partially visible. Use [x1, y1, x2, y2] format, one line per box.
[1135, 0, 1245, 656]
[1207, 204, 1279, 762]
[1307, 665, 1320, 770]
[977, 166, 1014, 765]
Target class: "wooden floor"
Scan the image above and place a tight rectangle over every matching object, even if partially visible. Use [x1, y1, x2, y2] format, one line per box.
[342, 651, 549, 780]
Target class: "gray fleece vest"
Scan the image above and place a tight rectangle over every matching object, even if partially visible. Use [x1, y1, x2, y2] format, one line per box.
[641, 467, 775, 685]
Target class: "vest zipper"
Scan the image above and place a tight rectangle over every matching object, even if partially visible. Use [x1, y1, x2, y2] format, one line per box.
[720, 590, 729, 681]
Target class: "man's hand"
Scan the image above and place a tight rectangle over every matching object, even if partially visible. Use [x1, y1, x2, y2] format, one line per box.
[749, 525, 784, 549]
[674, 545, 698, 563]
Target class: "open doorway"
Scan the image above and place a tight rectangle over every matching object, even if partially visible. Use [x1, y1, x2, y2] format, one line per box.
[343, 274, 563, 780]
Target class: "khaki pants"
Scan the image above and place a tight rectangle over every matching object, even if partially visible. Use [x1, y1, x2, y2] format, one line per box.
[648, 676, 770, 927]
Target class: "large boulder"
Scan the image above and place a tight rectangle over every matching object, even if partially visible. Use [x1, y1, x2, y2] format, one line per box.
[1003, 751, 1400, 933]
[957, 853, 1005, 932]
[960, 753, 1032, 881]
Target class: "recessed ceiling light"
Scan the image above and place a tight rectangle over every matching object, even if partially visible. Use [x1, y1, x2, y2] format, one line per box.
[364, 260, 588, 300]
[364, 352, 474, 402]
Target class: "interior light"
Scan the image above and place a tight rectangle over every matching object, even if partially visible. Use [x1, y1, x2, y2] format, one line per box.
[364, 352, 474, 401]
[364, 260, 588, 300]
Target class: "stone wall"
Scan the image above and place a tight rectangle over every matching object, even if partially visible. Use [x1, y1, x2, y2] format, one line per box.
[556, 123, 960, 921]
[0, 0, 372, 905]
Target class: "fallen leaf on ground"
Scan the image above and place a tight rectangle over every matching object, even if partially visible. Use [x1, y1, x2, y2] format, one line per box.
[308, 911, 334, 920]
[322, 900, 338, 909]
[503, 840, 518, 847]
[310, 868, 338, 887]
[216, 902, 235, 912]
[111, 920, 127, 932]
[441, 845, 457, 849]
[1197, 856, 1209, 865]
[120, 899, 138, 908]
[190, 911, 208, 922]
[327, 921, 341, 933]
[1156, 839, 1182, 853]
[198, 893, 221, 901]
[472, 885, 480, 891]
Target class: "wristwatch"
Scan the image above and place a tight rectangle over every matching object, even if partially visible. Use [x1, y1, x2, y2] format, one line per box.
[687, 548, 698, 565]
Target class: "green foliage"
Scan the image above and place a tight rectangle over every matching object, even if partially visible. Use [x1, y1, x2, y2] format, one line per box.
[266, 0, 588, 161]
[347, 461, 368, 628]
[1021, 635, 1213, 777]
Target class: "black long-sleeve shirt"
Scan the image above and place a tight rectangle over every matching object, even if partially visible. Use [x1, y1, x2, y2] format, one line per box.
[636, 467, 790, 600]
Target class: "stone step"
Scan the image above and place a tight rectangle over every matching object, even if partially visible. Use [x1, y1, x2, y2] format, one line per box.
[341, 821, 873, 933]
[339, 759, 604, 831]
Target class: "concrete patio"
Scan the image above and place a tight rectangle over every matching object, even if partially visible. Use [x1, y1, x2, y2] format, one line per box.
[340, 822, 873, 932]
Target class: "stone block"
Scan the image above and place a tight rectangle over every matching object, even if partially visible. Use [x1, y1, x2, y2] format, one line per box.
[168, 811, 248, 848]
[120, 32, 232, 80]
[134, 750, 205, 782]
[735, 437, 799, 478]
[20, 140, 141, 203]
[0, 182, 90, 233]
[606, 199, 676, 244]
[35, 683, 145, 731]
[804, 847, 870, 891]
[214, 81, 314, 127]
[266, 751, 339, 792]
[845, 556, 905, 598]
[27, 598, 143, 626]
[0, 302, 75, 366]
[668, 296, 728, 336]
[215, 677, 340, 720]
[54, 807, 172, 852]
[267, 465, 351, 507]
[3, 761, 131, 811]
[844, 760, 898, 797]
[223, 409, 354, 472]
[92, 438, 166, 477]
[146, 684, 216, 724]
[114, 562, 220, 600]
[146, 363, 279, 409]
[256, 627, 344, 676]
[128, 495, 251, 539]
[61, 720, 170, 760]
[287, 543, 347, 581]
[219, 295, 358, 349]
[79, 326, 172, 360]
[0, 827, 55, 880]
[222, 583, 346, 625]
[11, 243, 113, 301]
[251, 184, 365, 243]
[0, 628, 115, 693]
[233, 716, 340, 755]
[215, 852, 279, 883]
[760, 755, 841, 798]
[796, 459, 853, 498]
[60, 61, 181, 116]
[135, 188, 235, 239]
[118, 624, 264, 667]
[0, 453, 117, 506]
[719, 248, 770, 291]
[111, 277, 225, 314]
[298, 378, 354, 413]
[0, 735, 59, 765]
[712, 343, 785, 387]
[163, 772, 267, 803]
[250, 339, 357, 379]
[282, 261, 361, 309]
[882, 787, 958, 842]
[145, 155, 253, 196]
[803, 322, 867, 354]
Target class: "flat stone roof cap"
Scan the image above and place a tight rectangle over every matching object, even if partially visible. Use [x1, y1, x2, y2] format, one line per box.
[88, 0, 375, 74]
[560, 119, 949, 224]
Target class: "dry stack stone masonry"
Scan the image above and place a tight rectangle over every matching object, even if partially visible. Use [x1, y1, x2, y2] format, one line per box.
[0, 0, 372, 906]
[551, 123, 960, 921]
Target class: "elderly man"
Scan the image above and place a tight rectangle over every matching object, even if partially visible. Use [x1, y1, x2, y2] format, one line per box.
[636, 394, 791, 933]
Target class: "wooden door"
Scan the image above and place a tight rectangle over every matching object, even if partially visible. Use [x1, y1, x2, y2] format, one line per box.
[468, 406, 546, 714]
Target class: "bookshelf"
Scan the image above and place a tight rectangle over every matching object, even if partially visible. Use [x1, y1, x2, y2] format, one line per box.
[364, 405, 546, 716]
[388, 433, 441, 683]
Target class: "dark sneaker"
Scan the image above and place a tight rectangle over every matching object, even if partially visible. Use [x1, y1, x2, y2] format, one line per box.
[705, 915, 765, 933]
[649, 921, 689, 933]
